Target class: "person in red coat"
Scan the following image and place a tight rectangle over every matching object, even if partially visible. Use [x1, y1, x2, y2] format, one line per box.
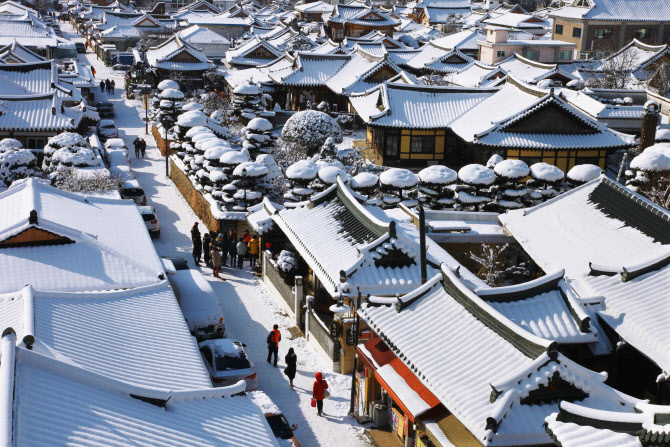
[312, 372, 329, 416]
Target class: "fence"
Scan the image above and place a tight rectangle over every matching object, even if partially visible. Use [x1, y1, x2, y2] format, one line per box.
[264, 256, 295, 313]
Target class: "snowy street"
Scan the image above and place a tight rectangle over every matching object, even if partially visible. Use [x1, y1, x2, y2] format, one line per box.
[65, 25, 370, 447]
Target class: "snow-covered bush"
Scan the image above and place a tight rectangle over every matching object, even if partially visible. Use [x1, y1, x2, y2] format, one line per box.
[232, 83, 264, 122]
[626, 144, 670, 207]
[42, 132, 90, 173]
[281, 110, 343, 155]
[51, 167, 121, 193]
[379, 168, 418, 207]
[243, 118, 275, 158]
[0, 142, 39, 186]
[418, 165, 457, 209]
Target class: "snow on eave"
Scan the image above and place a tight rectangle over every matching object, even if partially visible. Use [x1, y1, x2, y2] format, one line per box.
[475, 269, 565, 298]
[336, 175, 392, 234]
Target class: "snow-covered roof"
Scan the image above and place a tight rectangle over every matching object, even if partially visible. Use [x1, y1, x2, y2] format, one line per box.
[10, 346, 279, 447]
[268, 52, 350, 87]
[0, 178, 163, 293]
[328, 3, 400, 28]
[482, 11, 549, 29]
[422, 6, 472, 23]
[295, 1, 334, 13]
[426, 29, 485, 52]
[550, 0, 670, 22]
[272, 177, 442, 296]
[406, 44, 473, 73]
[325, 49, 403, 95]
[350, 82, 496, 129]
[179, 24, 230, 46]
[359, 265, 638, 446]
[146, 35, 213, 72]
[0, 39, 45, 64]
[0, 93, 83, 133]
[449, 78, 636, 150]
[225, 35, 284, 67]
[0, 60, 75, 99]
[0, 18, 58, 48]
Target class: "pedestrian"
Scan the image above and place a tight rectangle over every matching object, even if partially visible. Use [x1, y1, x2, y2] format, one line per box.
[248, 234, 259, 267]
[91, 66, 95, 78]
[203, 233, 211, 267]
[140, 138, 147, 158]
[313, 372, 329, 416]
[284, 347, 297, 388]
[105, 79, 111, 93]
[228, 238, 238, 267]
[216, 233, 226, 266]
[133, 137, 141, 158]
[211, 244, 222, 278]
[191, 222, 202, 265]
[110, 79, 115, 94]
[99, 80, 105, 92]
[236, 237, 247, 268]
[243, 229, 251, 243]
[266, 324, 281, 367]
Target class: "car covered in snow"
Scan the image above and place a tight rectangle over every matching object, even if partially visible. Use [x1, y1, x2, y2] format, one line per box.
[95, 101, 115, 118]
[97, 119, 119, 140]
[161, 256, 189, 271]
[249, 391, 301, 447]
[167, 268, 225, 340]
[138, 205, 160, 238]
[199, 339, 257, 390]
[120, 179, 146, 205]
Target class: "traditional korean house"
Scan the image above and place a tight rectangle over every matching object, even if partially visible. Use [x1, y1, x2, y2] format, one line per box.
[405, 43, 474, 75]
[225, 35, 284, 68]
[416, 4, 472, 27]
[349, 82, 497, 167]
[481, 8, 550, 35]
[357, 263, 642, 446]
[0, 39, 45, 64]
[98, 14, 170, 50]
[418, 29, 486, 58]
[327, 3, 400, 42]
[146, 35, 214, 86]
[295, 1, 334, 23]
[500, 175, 670, 403]
[179, 25, 230, 59]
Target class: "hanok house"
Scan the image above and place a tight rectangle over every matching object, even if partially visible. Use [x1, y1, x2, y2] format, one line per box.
[349, 82, 497, 167]
[294, 1, 334, 23]
[256, 177, 460, 372]
[327, 4, 400, 42]
[146, 35, 214, 87]
[225, 35, 284, 69]
[549, 0, 670, 57]
[499, 174, 670, 403]
[448, 76, 636, 170]
[356, 263, 642, 447]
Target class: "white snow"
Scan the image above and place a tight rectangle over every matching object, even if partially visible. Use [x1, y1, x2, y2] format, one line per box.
[46, 132, 87, 148]
[494, 159, 529, 179]
[249, 390, 281, 415]
[567, 164, 602, 183]
[157, 79, 179, 91]
[160, 88, 185, 100]
[457, 191, 490, 204]
[234, 161, 269, 178]
[530, 162, 564, 182]
[458, 164, 496, 185]
[418, 165, 457, 185]
[234, 84, 262, 95]
[286, 160, 319, 180]
[247, 118, 273, 132]
[318, 166, 345, 184]
[630, 151, 670, 172]
[177, 110, 209, 128]
[0, 138, 22, 149]
[221, 150, 251, 165]
[185, 126, 213, 138]
[486, 154, 503, 168]
[182, 102, 205, 111]
[380, 168, 418, 188]
[350, 172, 378, 189]
[376, 364, 431, 417]
[646, 142, 670, 157]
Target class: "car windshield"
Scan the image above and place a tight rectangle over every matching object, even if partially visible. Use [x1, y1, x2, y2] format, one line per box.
[266, 415, 293, 439]
[215, 351, 251, 371]
[141, 213, 155, 222]
[102, 124, 115, 129]
[122, 188, 144, 196]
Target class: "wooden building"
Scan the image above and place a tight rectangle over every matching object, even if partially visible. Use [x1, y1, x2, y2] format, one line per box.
[327, 3, 400, 42]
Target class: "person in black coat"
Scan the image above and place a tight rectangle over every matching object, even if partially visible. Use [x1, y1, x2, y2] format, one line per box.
[202, 233, 211, 267]
[284, 347, 297, 388]
[191, 223, 202, 265]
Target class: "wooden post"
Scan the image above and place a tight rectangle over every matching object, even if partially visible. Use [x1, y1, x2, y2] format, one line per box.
[638, 101, 660, 154]
[419, 204, 427, 285]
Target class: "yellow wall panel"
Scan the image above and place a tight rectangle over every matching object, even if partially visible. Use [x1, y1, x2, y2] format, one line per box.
[412, 130, 434, 136]
[410, 154, 435, 160]
[507, 150, 520, 157]
[401, 136, 410, 153]
[556, 157, 568, 172]
[435, 136, 445, 153]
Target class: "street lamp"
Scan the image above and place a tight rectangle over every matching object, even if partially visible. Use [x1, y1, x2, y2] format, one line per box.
[241, 167, 248, 211]
[349, 289, 362, 416]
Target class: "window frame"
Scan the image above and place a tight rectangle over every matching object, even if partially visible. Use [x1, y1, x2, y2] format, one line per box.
[634, 28, 652, 39]
[384, 131, 400, 158]
[410, 135, 435, 154]
[593, 28, 612, 39]
[572, 27, 582, 38]
[496, 50, 506, 58]
[26, 137, 46, 150]
[557, 50, 572, 61]
[555, 24, 563, 35]
[523, 49, 540, 61]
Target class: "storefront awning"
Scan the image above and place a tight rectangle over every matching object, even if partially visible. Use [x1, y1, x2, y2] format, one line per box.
[357, 338, 440, 421]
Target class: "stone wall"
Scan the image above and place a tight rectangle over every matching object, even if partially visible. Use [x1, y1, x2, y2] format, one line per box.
[170, 158, 221, 232]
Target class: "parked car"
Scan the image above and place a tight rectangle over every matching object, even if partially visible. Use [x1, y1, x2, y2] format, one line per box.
[250, 391, 301, 447]
[138, 205, 160, 238]
[199, 339, 257, 390]
[75, 42, 86, 53]
[112, 64, 131, 71]
[97, 119, 119, 140]
[162, 256, 189, 271]
[168, 269, 225, 340]
[119, 179, 146, 205]
[95, 101, 114, 117]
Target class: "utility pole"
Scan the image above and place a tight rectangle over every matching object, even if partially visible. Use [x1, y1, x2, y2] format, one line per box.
[419, 203, 427, 284]
[349, 289, 361, 415]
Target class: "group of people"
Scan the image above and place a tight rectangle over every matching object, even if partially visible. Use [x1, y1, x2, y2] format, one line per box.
[190, 224, 262, 278]
[100, 79, 115, 94]
[133, 137, 147, 159]
[267, 325, 329, 417]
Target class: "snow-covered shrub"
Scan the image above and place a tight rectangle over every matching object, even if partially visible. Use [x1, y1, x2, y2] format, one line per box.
[243, 118, 275, 158]
[418, 165, 457, 209]
[567, 164, 602, 186]
[281, 110, 343, 155]
[232, 83, 264, 122]
[0, 145, 39, 186]
[626, 144, 670, 207]
[379, 168, 418, 207]
[51, 167, 121, 193]
[42, 132, 90, 173]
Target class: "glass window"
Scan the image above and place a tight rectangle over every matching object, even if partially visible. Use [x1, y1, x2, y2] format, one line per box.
[384, 132, 399, 157]
[26, 137, 46, 150]
[572, 27, 582, 38]
[634, 28, 652, 39]
[557, 50, 572, 60]
[523, 49, 540, 61]
[410, 135, 435, 154]
[496, 50, 506, 58]
[594, 28, 612, 39]
[555, 24, 563, 35]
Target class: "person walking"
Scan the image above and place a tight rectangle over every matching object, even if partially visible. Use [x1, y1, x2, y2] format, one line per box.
[284, 348, 297, 388]
[247, 234, 259, 267]
[105, 79, 111, 94]
[313, 372, 329, 416]
[243, 229, 251, 243]
[91, 66, 95, 78]
[211, 244, 222, 278]
[133, 137, 142, 158]
[216, 233, 226, 266]
[236, 237, 247, 268]
[110, 79, 116, 95]
[266, 324, 281, 367]
[191, 223, 202, 266]
[203, 233, 211, 267]
[99, 80, 105, 92]
[228, 239, 238, 268]
[139, 138, 147, 159]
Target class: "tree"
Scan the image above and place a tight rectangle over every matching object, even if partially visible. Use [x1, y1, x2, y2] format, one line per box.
[281, 110, 343, 156]
[469, 243, 509, 286]
[203, 69, 227, 92]
[52, 168, 122, 193]
[649, 62, 670, 96]
[441, 14, 461, 35]
[584, 45, 637, 90]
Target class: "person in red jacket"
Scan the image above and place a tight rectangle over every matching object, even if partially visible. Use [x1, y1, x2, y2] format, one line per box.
[266, 324, 281, 367]
[312, 372, 329, 416]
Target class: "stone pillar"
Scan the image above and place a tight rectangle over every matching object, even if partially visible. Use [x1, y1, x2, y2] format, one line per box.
[305, 295, 314, 341]
[639, 101, 660, 154]
[294, 276, 303, 327]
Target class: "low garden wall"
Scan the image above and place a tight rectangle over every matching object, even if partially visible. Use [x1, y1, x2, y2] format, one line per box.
[170, 158, 221, 232]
